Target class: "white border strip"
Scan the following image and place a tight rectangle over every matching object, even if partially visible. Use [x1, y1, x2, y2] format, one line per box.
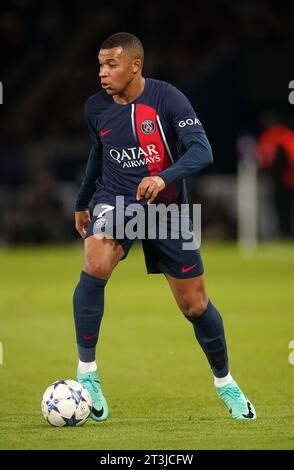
[131, 104, 137, 141]
[156, 115, 174, 163]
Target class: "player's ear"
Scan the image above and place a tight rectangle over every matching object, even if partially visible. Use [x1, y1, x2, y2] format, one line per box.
[132, 58, 142, 74]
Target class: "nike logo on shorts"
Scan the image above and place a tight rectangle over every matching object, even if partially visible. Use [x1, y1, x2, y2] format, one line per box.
[181, 263, 197, 273]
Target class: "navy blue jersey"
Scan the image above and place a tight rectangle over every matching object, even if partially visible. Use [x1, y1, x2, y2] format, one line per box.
[85, 78, 206, 206]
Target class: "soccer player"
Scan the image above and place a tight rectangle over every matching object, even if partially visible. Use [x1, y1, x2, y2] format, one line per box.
[73, 32, 256, 421]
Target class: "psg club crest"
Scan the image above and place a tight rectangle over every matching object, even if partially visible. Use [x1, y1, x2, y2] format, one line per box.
[141, 119, 155, 135]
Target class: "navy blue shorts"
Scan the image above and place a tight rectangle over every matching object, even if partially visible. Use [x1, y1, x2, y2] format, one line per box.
[86, 199, 204, 279]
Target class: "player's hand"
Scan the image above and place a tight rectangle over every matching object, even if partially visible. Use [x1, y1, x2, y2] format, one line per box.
[75, 210, 91, 238]
[136, 176, 166, 205]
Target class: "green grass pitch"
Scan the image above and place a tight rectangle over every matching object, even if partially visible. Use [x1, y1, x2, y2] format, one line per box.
[0, 242, 294, 449]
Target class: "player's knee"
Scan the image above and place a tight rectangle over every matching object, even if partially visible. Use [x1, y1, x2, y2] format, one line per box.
[181, 292, 208, 317]
[83, 258, 113, 280]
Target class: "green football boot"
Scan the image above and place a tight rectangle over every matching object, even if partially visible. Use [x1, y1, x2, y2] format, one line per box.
[216, 379, 256, 420]
[77, 369, 109, 421]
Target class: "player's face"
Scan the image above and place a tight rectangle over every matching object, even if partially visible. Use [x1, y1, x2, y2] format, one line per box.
[98, 47, 140, 95]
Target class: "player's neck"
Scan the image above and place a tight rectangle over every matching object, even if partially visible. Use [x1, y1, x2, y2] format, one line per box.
[112, 76, 145, 105]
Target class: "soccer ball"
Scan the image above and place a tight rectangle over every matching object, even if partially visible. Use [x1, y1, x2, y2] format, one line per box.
[41, 379, 92, 427]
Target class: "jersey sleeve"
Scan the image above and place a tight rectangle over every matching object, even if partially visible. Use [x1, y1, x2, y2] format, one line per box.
[163, 84, 205, 141]
[74, 145, 102, 211]
[74, 96, 103, 211]
[158, 132, 213, 186]
[84, 96, 101, 148]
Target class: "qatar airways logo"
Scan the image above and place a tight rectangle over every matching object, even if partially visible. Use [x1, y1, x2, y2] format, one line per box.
[109, 144, 161, 168]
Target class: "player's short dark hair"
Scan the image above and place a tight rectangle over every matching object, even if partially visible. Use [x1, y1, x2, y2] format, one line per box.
[101, 32, 144, 65]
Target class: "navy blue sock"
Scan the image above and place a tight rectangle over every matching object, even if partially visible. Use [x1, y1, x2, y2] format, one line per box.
[185, 300, 229, 378]
[73, 271, 107, 363]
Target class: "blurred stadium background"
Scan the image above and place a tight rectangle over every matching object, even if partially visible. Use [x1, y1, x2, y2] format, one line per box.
[0, 0, 294, 450]
[1, 0, 294, 244]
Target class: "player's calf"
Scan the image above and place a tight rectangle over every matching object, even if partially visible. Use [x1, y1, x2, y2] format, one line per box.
[72, 236, 124, 422]
[185, 299, 229, 378]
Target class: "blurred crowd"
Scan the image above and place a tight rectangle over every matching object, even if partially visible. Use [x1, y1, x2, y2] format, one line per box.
[0, 0, 293, 244]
